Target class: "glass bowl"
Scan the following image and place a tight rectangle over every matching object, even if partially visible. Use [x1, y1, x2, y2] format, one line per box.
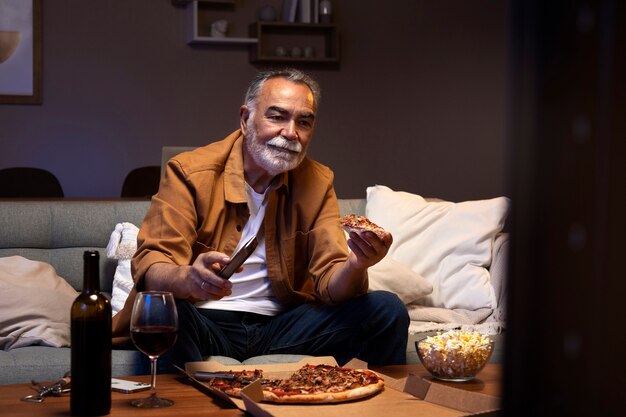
[415, 331, 494, 382]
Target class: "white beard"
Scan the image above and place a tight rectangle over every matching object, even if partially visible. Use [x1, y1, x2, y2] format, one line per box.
[245, 124, 305, 176]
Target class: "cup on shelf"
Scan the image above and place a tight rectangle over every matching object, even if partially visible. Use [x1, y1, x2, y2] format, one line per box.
[291, 46, 303, 58]
[275, 46, 287, 57]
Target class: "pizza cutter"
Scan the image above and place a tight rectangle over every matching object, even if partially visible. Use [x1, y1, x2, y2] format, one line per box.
[173, 364, 236, 381]
[193, 371, 237, 380]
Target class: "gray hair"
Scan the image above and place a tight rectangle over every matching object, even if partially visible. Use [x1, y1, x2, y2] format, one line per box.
[244, 68, 321, 113]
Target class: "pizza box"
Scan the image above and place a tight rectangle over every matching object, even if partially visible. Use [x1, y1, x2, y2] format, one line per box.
[184, 357, 500, 417]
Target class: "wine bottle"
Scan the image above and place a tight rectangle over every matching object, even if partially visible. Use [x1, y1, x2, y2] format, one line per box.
[71, 251, 112, 416]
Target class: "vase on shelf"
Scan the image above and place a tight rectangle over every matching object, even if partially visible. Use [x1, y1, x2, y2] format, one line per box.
[319, 0, 332, 24]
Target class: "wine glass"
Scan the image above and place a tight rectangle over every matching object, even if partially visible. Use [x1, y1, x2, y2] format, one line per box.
[130, 291, 178, 408]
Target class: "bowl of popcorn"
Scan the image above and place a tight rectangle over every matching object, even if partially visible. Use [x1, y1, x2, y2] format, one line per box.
[416, 330, 494, 382]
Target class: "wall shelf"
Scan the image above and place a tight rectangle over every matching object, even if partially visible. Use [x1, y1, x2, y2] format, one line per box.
[189, 36, 258, 45]
[172, 0, 233, 6]
[185, 0, 256, 45]
[184, 0, 257, 45]
[249, 22, 339, 64]
[179, 1, 340, 65]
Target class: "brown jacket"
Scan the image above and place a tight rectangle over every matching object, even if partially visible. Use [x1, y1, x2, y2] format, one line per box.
[112, 130, 365, 340]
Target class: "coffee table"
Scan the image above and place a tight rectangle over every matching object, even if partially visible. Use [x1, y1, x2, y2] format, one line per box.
[0, 365, 501, 416]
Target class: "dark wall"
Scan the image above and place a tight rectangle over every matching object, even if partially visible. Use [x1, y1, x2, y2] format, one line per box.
[0, 0, 508, 200]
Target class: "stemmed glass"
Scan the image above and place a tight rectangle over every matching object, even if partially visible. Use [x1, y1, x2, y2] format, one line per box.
[130, 291, 178, 408]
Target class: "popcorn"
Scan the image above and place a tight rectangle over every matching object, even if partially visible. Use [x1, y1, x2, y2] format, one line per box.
[417, 330, 493, 380]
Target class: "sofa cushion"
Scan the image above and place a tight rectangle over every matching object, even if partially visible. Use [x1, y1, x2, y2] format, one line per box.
[366, 185, 510, 311]
[367, 254, 433, 304]
[0, 346, 144, 385]
[0, 256, 78, 350]
[0, 200, 152, 292]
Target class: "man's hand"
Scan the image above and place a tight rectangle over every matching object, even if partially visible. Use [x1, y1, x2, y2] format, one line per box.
[328, 230, 393, 303]
[187, 252, 234, 300]
[345, 230, 393, 270]
[144, 251, 240, 300]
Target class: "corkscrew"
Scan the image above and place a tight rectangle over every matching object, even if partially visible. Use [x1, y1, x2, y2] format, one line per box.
[20, 372, 71, 403]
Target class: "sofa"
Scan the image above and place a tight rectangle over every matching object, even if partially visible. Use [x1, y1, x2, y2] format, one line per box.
[0, 188, 509, 385]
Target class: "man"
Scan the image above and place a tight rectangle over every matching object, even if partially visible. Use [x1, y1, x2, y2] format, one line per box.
[131, 69, 409, 369]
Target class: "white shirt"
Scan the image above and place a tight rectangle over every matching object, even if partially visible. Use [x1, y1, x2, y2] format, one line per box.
[195, 182, 283, 315]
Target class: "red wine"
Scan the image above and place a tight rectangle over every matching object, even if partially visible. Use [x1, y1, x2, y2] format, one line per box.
[71, 251, 111, 416]
[131, 326, 178, 357]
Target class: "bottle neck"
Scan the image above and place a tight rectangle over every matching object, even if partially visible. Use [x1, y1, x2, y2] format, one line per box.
[83, 250, 101, 293]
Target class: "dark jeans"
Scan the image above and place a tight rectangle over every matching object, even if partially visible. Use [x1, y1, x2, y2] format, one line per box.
[158, 291, 409, 372]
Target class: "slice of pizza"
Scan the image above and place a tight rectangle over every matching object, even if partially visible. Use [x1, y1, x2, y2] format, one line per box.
[340, 214, 388, 239]
[204, 369, 264, 397]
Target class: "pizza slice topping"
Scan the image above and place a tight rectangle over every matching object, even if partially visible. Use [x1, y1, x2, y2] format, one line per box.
[278, 364, 380, 394]
[340, 214, 388, 239]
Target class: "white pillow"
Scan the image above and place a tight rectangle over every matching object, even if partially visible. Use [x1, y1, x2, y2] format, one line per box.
[368, 256, 433, 304]
[366, 185, 510, 311]
[0, 256, 78, 350]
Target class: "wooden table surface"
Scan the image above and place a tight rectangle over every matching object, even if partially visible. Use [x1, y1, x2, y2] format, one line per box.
[0, 365, 501, 416]
[1, 374, 245, 417]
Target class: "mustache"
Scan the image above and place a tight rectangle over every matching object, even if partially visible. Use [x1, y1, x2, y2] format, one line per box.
[266, 136, 302, 153]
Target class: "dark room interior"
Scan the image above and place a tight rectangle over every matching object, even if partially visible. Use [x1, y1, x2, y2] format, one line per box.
[1, 1, 625, 416]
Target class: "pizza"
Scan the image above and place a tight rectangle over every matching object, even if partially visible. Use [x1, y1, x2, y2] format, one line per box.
[340, 214, 388, 239]
[205, 364, 384, 404]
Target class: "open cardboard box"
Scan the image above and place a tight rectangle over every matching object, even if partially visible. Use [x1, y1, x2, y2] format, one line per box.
[184, 357, 500, 417]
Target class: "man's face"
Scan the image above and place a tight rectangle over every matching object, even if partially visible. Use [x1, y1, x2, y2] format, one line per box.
[241, 78, 316, 177]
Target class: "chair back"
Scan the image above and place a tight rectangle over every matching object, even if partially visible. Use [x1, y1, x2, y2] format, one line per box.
[121, 166, 161, 198]
[0, 167, 64, 198]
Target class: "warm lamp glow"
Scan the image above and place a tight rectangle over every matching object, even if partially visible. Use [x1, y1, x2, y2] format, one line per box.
[0, 31, 20, 64]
